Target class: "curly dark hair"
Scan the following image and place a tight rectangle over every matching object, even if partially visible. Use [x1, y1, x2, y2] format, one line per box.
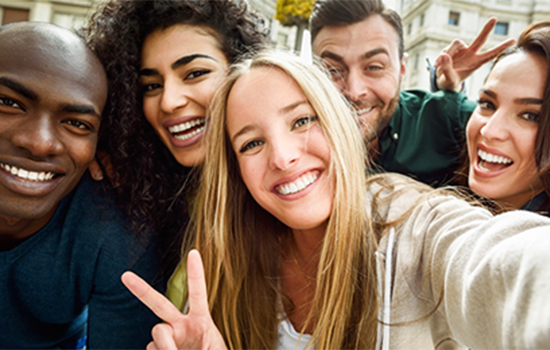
[80, 0, 270, 274]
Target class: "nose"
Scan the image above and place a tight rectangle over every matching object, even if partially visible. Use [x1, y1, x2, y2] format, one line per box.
[480, 110, 510, 141]
[268, 136, 301, 171]
[343, 69, 368, 103]
[160, 77, 189, 114]
[11, 113, 64, 157]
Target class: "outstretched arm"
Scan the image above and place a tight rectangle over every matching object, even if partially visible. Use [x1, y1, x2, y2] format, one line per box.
[434, 17, 515, 91]
[122, 250, 227, 350]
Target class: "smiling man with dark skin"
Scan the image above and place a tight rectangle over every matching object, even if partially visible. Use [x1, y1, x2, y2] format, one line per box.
[0, 22, 164, 349]
[310, 0, 514, 186]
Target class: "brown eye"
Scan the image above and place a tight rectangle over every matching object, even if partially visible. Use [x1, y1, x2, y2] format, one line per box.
[0, 97, 21, 109]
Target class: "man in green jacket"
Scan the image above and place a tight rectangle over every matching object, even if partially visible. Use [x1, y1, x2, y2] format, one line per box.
[310, 0, 513, 186]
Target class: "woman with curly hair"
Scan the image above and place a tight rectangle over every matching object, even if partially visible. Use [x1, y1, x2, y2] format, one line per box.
[81, 0, 270, 275]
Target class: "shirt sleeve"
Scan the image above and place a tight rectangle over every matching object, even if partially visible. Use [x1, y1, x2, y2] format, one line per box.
[391, 191, 550, 348]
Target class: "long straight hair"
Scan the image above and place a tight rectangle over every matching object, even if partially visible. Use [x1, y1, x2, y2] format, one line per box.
[183, 50, 380, 349]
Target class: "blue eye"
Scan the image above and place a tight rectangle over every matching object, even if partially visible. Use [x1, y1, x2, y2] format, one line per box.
[292, 115, 318, 130]
[239, 139, 264, 153]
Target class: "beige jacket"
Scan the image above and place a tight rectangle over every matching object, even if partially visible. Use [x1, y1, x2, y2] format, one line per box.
[373, 178, 550, 349]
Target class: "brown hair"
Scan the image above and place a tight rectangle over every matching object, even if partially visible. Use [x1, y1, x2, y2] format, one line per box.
[310, 0, 404, 59]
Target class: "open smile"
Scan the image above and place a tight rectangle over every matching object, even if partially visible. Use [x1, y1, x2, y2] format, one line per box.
[0, 162, 58, 182]
[352, 106, 375, 117]
[167, 118, 206, 141]
[275, 170, 320, 195]
[474, 148, 514, 177]
[476, 149, 513, 173]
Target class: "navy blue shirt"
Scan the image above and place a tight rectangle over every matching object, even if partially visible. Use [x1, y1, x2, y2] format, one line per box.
[0, 174, 165, 349]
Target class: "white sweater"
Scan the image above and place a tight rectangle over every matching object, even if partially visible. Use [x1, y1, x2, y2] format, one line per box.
[278, 177, 550, 349]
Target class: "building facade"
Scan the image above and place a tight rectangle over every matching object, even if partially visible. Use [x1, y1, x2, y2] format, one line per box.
[0, 0, 297, 51]
[399, 0, 550, 99]
[0, 0, 96, 29]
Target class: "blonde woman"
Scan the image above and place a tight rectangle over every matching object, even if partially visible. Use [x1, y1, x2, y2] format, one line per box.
[122, 50, 550, 349]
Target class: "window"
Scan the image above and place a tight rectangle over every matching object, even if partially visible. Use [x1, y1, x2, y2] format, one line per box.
[1, 7, 29, 25]
[448, 11, 460, 26]
[494, 21, 509, 35]
[407, 23, 412, 35]
[414, 53, 420, 70]
[420, 13, 425, 27]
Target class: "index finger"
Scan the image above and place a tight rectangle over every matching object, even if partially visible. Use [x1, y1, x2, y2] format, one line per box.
[121, 271, 183, 325]
[468, 17, 498, 51]
[186, 249, 211, 317]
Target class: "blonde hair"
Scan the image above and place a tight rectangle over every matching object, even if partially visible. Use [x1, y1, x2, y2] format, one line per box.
[185, 49, 380, 349]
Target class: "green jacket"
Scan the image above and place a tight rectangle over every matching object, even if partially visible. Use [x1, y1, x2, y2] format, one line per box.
[375, 89, 476, 187]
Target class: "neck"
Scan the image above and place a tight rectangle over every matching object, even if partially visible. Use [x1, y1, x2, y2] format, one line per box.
[290, 224, 326, 262]
[0, 206, 57, 251]
[497, 188, 546, 211]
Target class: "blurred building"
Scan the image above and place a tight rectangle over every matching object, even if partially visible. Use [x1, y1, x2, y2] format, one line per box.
[0, 0, 95, 29]
[0, 0, 296, 50]
[398, 0, 550, 99]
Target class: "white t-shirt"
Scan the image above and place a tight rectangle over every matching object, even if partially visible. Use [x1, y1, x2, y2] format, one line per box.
[277, 318, 312, 350]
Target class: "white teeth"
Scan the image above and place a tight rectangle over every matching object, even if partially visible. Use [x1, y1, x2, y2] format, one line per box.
[168, 119, 206, 134]
[352, 106, 374, 116]
[477, 149, 513, 164]
[277, 172, 319, 195]
[0, 162, 56, 182]
[173, 125, 206, 140]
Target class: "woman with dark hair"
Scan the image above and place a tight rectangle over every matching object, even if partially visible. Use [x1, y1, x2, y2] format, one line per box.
[81, 0, 270, 274]
[465, 21, 550, 214]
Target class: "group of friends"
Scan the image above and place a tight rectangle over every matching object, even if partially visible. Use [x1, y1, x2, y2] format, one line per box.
[1, 0, 550, 349]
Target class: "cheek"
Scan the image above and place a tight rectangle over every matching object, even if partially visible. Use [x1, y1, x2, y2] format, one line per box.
[238, 160, 258, 194]
[466, 115, 483, 146]
[517, 129, 538, 164]
[375, 75, 400, 102]
[203, 73, 227, 106]
[70, 138, 98, 169]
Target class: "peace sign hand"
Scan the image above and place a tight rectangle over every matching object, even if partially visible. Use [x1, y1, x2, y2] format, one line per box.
[434, 17, 516, 91]
[122, 250, 227, 350]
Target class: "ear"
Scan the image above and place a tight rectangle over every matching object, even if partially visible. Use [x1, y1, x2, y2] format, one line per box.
[400, 53, 408, 80]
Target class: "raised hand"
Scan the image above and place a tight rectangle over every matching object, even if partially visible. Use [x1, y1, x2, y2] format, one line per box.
[121, 250, 227, 350]
[434, 17, 516, 91]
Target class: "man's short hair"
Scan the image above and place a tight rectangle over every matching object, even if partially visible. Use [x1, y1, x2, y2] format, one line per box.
[310, 0, 404, 59]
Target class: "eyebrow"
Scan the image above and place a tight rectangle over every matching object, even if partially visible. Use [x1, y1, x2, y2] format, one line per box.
[320, 48, 390, 63]
[139, 54, 217, 76]
[62, 104, 102, 119]
[230, 100, 309, 144]
[480, 89, 543, 105]
[0, 77, 38, 100]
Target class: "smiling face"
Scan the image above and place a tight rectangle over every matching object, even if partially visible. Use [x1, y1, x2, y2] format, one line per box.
[467, 51, 545, 209]
[0, 24, 107, 237]
[140, 24, 229, 167]
[226, 67, 333, 234]
[312, 15, 405, 142]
